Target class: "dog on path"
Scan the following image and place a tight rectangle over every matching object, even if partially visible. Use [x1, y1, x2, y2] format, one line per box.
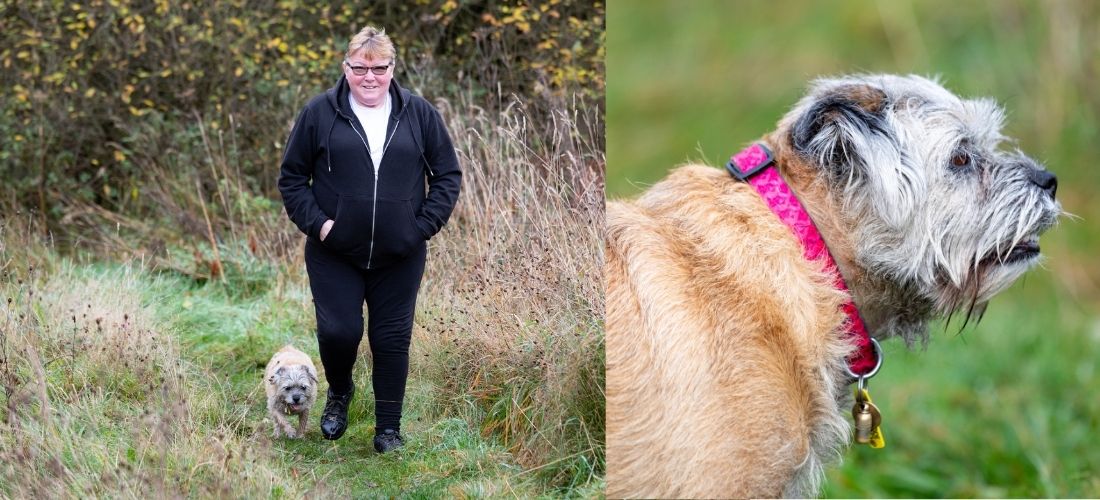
[264, 345, 319, 439]
[606, 74, 1061, 497]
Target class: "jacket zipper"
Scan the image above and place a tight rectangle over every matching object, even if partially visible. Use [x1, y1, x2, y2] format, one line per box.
[346, 115, 402, 269]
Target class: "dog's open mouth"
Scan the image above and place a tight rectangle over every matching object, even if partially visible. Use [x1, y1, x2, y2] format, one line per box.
[1007, 240, 1040, 262]
[979, 237, 1041, 266]
[287, 403, 304, 413]
[991, 238, 1041, 265]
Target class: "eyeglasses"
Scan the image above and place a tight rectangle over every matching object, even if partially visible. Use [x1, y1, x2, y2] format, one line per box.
[344, 61, 392, 76]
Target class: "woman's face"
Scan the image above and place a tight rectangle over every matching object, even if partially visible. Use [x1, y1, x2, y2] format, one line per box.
[344, 52, 393, 108]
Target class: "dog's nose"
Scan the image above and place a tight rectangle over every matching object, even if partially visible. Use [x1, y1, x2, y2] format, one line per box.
[292, 395, 301, 403]
[1029, 169, 1057, 199]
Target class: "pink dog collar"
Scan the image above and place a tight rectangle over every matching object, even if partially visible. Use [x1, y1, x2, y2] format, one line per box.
[727, 143, 880, 378]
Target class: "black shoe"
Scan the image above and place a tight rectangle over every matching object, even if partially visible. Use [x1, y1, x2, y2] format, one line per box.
[320, 384, 354, 440]
[373, 428, 404, 453]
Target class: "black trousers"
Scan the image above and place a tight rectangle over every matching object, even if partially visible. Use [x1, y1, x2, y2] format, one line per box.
[304, 238, 426, 432]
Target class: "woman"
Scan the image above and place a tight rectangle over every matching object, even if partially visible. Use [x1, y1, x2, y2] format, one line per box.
[278, 25, 461, 452]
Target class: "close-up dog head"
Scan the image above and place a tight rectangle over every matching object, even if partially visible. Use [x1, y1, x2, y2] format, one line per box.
[777, 74, 1062, 338]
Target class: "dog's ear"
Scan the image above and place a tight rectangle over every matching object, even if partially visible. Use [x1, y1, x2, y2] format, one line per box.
[791, 83, 890, 174]
[792, 81, 920, 228]
[275, 366, 285, 376]
[306, 365, 318, 384]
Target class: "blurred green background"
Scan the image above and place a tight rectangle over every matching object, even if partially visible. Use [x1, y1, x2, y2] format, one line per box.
[608, 0, 1100, 497]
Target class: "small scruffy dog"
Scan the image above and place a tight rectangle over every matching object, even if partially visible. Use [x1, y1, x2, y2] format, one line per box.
[264, 345, 318, 439]
[606, 74, 1062, 497]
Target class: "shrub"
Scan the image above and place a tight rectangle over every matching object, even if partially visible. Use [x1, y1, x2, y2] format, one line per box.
[0, 0, 603, 224]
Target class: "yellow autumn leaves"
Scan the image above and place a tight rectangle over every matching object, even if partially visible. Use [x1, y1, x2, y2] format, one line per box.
[1, 0, 603, 209]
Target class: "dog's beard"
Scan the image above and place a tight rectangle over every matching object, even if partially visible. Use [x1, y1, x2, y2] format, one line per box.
[280, 394, 310, 413]
[936, 179, 1058, 316]
[847, 148, 1061, 334]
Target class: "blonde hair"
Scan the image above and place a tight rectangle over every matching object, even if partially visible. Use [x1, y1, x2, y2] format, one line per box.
[346, 25, 395, 63]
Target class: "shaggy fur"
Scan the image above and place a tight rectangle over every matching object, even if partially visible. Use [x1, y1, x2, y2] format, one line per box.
[264, 345, 319, 439]
[606, 74, 1061, 498]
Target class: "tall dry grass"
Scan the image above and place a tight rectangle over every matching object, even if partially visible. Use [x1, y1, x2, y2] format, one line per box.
[414, 92, 605, 486]
[0, 257, 320, 497]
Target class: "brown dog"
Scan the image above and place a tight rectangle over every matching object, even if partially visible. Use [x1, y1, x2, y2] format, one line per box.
[606, 75, 1060, 497]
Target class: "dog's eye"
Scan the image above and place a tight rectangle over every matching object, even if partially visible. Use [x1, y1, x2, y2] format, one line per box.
[951, 152, 972, 168]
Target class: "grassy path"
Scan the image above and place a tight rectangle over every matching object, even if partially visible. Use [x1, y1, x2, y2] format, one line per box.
[160, 263, 548, 498]
[0, 259, 567, 497]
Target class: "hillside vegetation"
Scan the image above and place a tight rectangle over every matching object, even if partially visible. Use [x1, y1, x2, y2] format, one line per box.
[1, 1, 605, 496]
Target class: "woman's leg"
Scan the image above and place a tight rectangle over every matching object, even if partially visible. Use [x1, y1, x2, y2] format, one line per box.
[305, 240, 367, 395]
[364, 242, 427, 433]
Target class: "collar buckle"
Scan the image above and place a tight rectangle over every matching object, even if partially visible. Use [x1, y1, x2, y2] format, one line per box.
[726, 143, 775, 181]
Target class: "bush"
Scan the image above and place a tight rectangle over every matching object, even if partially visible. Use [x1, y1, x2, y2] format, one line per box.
[0, 0, 603, 228]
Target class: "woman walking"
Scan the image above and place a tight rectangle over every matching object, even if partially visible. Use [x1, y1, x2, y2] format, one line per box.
[278, 25, 461, 452]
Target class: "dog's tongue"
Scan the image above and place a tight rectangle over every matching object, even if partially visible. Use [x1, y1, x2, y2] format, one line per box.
[287, 403, 302, 412]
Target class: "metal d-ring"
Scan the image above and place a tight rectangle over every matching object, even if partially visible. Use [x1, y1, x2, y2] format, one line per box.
[845, 338, 884, 390]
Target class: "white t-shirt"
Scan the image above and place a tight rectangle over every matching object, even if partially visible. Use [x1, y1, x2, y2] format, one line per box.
[348, 93, 392, 174]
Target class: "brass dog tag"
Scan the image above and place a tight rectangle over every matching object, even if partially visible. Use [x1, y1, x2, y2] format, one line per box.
[852, 399, 882, 444]
[851, 402, 871, 443]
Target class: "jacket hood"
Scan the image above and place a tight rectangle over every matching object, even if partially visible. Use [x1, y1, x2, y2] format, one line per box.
[326, 74, 411, 118]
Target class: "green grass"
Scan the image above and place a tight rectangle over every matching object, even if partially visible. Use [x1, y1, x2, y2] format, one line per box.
[0, 257, 568, 497]
[164, 272, 539, 497]
[825, 268, 1100, 497]
[608, 0, 1100, 496]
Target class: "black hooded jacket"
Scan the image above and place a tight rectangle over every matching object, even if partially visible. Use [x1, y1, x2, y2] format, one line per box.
[278, 75, 462, 269]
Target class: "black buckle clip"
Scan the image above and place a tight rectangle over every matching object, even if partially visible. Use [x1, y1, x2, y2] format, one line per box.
[725, 143, 775, 181]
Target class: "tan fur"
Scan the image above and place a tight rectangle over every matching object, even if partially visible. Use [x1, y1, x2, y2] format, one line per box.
[606, 140, 858, 498]
[264, 345, 318, 439]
